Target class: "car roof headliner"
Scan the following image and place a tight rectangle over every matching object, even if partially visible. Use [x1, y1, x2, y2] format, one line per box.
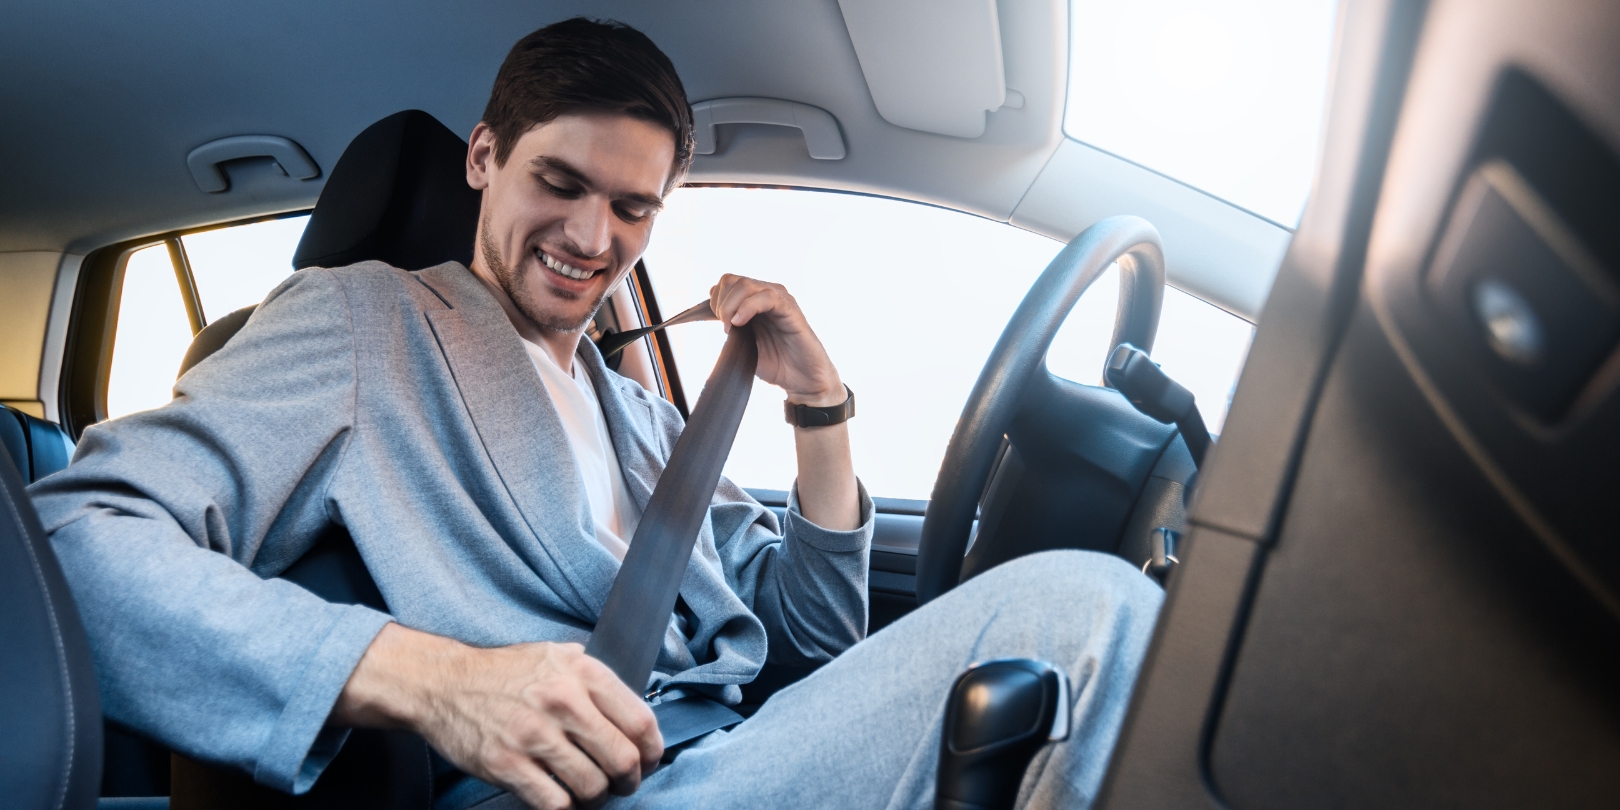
[1, 0, 1288, 319]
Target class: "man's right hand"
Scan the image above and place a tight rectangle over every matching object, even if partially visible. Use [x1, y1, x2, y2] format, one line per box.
[333, 623, 663, 809]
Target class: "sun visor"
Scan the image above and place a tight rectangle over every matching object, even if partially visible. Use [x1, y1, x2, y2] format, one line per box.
[836, 0, 1008, 138]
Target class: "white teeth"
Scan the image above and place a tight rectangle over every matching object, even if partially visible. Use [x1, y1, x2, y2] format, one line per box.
[540, 251, 596, 280]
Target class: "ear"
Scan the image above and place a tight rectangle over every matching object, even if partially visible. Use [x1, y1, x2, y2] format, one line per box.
[467, 122, 496, 191]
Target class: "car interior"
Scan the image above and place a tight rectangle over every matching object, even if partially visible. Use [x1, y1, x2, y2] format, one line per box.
[3, 0, 1618, 808]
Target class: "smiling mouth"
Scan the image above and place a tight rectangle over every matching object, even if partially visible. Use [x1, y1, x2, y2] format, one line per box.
[538, 250, 601, 281]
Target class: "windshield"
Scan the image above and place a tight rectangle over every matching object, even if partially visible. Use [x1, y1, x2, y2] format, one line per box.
[644, 187, 1253, 500]
[1064, 0, 1341, 226]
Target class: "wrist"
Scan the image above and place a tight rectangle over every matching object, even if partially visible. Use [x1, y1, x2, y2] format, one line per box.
[335, 623, 464, 731]
[786, 378, 847, 408]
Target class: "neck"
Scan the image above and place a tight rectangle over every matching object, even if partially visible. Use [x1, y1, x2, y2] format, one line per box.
[467, 258, 582, 373]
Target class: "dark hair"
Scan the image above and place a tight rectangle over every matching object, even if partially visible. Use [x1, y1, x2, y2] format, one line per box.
[482, 18, 694, 184]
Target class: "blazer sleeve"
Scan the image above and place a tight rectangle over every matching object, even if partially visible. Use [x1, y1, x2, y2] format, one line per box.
[28, 268, 392, 795]
[711, 476, 875, 667]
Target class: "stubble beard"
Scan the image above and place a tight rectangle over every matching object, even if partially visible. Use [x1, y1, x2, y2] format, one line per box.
[479, 221, 612, 335]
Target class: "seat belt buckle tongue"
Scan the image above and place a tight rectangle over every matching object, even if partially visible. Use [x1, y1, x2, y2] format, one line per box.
[649, 692, 744, 756]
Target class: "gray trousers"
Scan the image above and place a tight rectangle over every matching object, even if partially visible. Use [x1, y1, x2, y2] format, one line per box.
[465, 550, 1163, 810]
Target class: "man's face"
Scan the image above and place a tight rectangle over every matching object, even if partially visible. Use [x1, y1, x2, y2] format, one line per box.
[466, 112, 675, 334]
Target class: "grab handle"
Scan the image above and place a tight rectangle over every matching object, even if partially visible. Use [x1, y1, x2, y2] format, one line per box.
[186, 135, 320, 193]
[692, 97, 846, 160]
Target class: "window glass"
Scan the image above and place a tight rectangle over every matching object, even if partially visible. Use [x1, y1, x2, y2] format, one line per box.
[183, 215, 309, 319]
[105, 215, 310, 420]
[1065, 0, 1340, 225]
[106, 245, 194, 419]
[642, 187, 1253, 500]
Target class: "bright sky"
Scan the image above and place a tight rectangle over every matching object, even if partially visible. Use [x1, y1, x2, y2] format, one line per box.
[644, 188, 1253, 500]
[1066, 0, 1341, 225]
[184, 216, 312, 319]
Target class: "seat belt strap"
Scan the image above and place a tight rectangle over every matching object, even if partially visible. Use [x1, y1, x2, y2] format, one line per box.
[585, 322, 758, 695]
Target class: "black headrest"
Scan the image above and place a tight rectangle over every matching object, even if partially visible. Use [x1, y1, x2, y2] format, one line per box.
[292, 110, 481, 271]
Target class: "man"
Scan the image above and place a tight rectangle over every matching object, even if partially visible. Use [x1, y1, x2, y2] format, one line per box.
[34, 18, 1161, 810]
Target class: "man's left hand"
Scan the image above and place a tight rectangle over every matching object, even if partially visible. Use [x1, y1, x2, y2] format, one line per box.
[709, 274, 844, 406]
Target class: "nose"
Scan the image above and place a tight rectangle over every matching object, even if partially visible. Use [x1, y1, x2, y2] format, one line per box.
[565, 196, 614, 259]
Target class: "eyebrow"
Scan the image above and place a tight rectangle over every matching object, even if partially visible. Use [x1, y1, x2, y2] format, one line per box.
[527, 155, 665, 212]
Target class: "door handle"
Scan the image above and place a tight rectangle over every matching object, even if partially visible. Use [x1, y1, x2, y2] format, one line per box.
[186, 135, 320, 193]
[692, 97, 846, 160]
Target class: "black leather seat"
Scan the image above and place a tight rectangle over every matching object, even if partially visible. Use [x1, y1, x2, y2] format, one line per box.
[167, 109, 477, 809]
[0, 423, 102, 809]
[5, 407, 177, 805]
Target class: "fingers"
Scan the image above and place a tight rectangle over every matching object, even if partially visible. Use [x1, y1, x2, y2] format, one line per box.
[491, 754, 576, 810]
[421, 641, 662, 808]
[709, 274, 799, 330]
[512, 650, 653, 800]
[578, 655, 664, 779]
[730, 288, 795, 331]
[486, 682, 613, 806]
[556, 696, 648, 796]
[527, 723, 612, 803]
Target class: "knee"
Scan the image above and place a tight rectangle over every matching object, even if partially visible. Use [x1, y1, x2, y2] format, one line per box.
[970, 549, 1164, 618]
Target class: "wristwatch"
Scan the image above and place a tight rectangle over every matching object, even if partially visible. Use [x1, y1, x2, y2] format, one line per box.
[784, 385, 856, 428]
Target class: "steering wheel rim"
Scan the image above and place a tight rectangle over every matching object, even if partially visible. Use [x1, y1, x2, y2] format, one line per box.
[915, 215, 1166, 605]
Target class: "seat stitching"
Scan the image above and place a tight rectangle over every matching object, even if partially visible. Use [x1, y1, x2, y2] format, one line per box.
[421, 737, 433, 809]
[0, 481, 76, 810]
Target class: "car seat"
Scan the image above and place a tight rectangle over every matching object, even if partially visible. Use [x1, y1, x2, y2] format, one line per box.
[3, 404, 75, 484]
[1096, 3, 1620, 808]
[0, 426, 104, 810]
[4, 406, 183, 806]
[163, 109, 476, 809]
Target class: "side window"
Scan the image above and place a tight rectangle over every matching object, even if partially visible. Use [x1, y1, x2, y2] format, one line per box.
[106, 245, 197, 419]
[104, 215, 309, 419]
[641, 188, 1252, 499]
[182, 216, 311, 319]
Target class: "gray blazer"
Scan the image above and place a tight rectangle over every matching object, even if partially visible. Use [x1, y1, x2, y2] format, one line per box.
[30, 261, 873, 794]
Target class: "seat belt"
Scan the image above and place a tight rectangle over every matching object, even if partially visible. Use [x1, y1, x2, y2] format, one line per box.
[585, 319, 758, 747]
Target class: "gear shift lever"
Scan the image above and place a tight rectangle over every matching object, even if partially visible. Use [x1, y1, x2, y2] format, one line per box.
[936, 659, 1070, 810]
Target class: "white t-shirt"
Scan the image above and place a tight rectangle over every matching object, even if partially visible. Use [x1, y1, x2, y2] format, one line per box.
[523, 340, 641, 561]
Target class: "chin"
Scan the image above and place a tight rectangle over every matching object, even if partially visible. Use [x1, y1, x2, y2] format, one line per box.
[523, 291, 606, 334]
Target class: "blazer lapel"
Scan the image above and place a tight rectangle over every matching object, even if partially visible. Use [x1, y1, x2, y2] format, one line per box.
[415, 263, 621, 619]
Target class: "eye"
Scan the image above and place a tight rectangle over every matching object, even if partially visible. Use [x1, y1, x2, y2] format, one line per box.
[537, 174, 583, 199]
[614, 202, 653, 224]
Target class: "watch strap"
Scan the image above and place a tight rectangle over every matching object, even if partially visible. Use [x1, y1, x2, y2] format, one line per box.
[784, 385, 855, 428]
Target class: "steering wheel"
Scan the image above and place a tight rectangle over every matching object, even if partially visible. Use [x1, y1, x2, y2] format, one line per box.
[915, 216, 1167, 605]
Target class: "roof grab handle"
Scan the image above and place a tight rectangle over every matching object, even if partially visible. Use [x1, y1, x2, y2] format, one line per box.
[692, 98, 846, 160]
[186, 135, 321, 193]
